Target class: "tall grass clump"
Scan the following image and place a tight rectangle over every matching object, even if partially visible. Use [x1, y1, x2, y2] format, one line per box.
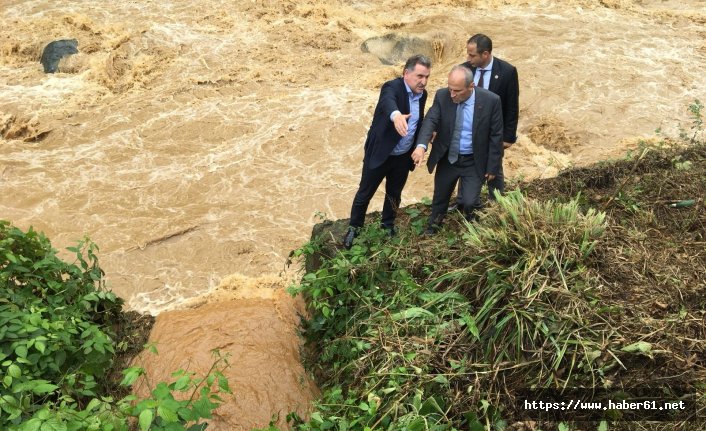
[452, 191, 610, 387]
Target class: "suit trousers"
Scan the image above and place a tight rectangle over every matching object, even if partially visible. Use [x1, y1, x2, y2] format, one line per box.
[456, 160, 504, 203]
[430, 155, 484, 227]
[349, 153, 411, 229]
[487, 163, 504, 199]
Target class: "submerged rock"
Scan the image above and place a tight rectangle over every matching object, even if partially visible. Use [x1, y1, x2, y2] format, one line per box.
[40, 39, 78, 73]
[361, 33, 434, 65]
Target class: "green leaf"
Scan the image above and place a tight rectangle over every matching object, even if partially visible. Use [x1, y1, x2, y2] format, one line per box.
[54, 351, 66, 367]
[174, 375, 191, 391]
[85, 398, 102, 412]
[19, 417, 42, 431]
[40, 418, 67, 431]
[390, 307, 434, 321]
[217, 375, 230, 393]
[34, 341, 46, 354]
[419, 396, 445, 415]
[32, 382, 59, 394]
[598, 421, 608, 431]
[407, 418, 425, 431]
[152, 382, 171, 399]
[432, 375, 449, 385]
[15, 345, 28, 358]
[158, 405, 179, 423]
[3, 394, 19, 407]
[192, 395, 216, 419]
[8, 364, 21, 378]
[120, 367, 144, 387]
[621, 341, 652, 353]
[310, 412, 324, 424]
[138, 409, 154, 431]
[467, 417, 484, 431]
[558, 423, 570, 431]
[178, 407, 195, 422]
[461, 313, 480, 340]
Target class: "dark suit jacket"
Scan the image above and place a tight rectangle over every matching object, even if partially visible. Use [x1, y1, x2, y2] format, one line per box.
[417, 87, 503, 178]
[462, 57, 519, 144]
[363, 77, 428, 170]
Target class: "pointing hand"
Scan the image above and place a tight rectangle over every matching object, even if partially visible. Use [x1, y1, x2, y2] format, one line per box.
[394, 113, 411, 137]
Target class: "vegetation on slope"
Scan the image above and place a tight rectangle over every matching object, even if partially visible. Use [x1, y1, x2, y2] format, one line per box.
[283, 104, 705, 431]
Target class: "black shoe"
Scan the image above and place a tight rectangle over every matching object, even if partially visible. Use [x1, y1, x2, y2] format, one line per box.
[464, 211, 479, 223]
[423, 225, 437, 236]
[381, 224, 396, 237]
[343, 227, 357, 249]
[447, 202, 464, 213]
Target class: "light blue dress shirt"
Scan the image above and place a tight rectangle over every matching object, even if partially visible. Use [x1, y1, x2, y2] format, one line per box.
[458, 91, 476, 155]
[390, 82, 422, 155]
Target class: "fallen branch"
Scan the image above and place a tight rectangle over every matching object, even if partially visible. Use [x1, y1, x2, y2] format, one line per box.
[127, 225, 199, 251]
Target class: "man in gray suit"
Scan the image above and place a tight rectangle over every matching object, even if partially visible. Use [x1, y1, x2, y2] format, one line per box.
[411, 65, 503, 234]
[449, 34, 519, 212]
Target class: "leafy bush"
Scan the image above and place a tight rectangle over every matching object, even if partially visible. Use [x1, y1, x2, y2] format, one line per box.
[120, 347, 231, 431]
[290, 232, 474, 431]
[1, 221, 121, 426]
[0, 221, 230, 430]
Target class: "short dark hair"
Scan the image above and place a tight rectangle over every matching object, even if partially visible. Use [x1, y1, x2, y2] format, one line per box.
[467, 33, 492, 54]
[404, 54, 432, 73]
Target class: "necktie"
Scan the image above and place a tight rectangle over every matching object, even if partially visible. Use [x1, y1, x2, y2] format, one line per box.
[448, 102, 464, 164]
[477, 69, 486, 89]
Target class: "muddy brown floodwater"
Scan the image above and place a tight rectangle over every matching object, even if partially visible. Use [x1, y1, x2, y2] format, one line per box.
[2, 0, 705, 428]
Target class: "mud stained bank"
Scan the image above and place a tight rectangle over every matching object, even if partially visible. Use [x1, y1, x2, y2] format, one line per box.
[2, 0, 706, 428]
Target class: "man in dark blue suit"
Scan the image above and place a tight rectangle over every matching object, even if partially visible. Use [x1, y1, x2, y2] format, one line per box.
[450, 33, 519, 211]
[344, 55, 431, 249]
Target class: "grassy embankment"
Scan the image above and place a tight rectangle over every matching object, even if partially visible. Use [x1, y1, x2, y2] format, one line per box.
[283, 103, 705, 431]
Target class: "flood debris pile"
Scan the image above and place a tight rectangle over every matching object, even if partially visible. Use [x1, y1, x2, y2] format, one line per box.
[290, 141, 705, 431]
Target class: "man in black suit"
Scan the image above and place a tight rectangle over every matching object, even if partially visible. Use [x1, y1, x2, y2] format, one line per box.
[343, 55, 431, 249]
[411, 65, 503, 233]
[450, 33, 519, 211]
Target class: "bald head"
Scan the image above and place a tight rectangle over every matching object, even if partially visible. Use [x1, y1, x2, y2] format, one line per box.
[449, 65, 473, 86]
[447, 65, 474, 104]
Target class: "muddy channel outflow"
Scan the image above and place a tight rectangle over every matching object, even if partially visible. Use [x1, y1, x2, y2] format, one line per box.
[2, 0, 706, 428]
[132, 275, 318, 430]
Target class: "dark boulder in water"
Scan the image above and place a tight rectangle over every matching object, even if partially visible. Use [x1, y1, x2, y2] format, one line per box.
[40, 39, 79, 73]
